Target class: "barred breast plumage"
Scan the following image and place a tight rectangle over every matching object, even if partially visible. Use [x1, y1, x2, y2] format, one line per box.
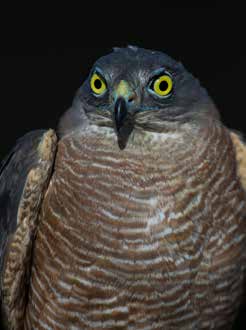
[24, 118, 246, 330]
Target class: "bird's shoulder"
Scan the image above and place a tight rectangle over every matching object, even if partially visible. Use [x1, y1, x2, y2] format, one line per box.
[0, 129, 57, 329]
[230, 131, 246, 192]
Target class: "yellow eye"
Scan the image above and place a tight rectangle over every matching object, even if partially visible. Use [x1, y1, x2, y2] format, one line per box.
[152, 74, 173, 97]
[90, 72, 107, 95]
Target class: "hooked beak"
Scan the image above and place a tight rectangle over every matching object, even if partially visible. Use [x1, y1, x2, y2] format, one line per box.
[113, 80, 136, 131]
[114, 97, 128, 132]
[113, 80, 136, 149]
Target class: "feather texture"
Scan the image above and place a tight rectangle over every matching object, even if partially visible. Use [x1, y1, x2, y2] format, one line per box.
[0, 130, 57, 329]
[25, 121, 246, 329]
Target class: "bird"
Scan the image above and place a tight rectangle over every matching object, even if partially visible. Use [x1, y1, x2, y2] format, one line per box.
[0, 46, 246, 330]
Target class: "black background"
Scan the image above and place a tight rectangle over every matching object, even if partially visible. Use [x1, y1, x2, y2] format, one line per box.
[0, 5, 246, 329]
[0, 7, 245, 159]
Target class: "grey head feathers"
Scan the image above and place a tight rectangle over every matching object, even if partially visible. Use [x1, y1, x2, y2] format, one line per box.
[58, 46, 219, 145]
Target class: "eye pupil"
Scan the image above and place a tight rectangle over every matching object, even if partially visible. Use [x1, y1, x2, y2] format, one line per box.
[159, 80, 168, 91]
[94, 78, 102, 89]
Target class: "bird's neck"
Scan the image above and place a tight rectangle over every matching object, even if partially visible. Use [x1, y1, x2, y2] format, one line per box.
[71, 117, 218, 157]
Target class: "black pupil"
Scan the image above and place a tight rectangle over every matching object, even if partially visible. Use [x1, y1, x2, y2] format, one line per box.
[159, 80, 169, 91]
[94, 78, 102, 89]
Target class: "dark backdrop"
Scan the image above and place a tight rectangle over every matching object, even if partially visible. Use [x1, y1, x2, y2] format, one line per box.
[0, 6, 246, 329]
[0, 8, 245, 159]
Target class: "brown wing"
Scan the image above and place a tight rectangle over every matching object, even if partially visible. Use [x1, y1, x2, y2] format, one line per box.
[0, 129, 57, 329]
[230, 131, 246, 191]
[230, 131, 246, 330]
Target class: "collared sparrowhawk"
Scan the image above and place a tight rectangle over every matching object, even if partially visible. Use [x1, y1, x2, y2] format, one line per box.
[1, 46, 246, 329]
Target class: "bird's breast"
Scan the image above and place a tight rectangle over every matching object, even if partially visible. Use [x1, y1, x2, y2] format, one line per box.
[25, 125, 246, 329]
[43, 129, 206, 273]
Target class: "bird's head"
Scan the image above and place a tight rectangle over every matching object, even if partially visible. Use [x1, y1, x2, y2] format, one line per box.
[59, 46, 219, 149]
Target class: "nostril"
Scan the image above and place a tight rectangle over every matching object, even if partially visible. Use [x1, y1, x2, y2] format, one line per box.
[128, 95, 135, 103]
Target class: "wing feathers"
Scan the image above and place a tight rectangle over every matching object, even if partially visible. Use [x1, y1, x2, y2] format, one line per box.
[0, 129, 57, 329]
[230, 131, 246, 191]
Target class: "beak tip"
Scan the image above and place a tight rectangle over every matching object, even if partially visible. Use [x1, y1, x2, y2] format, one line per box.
[117, 136, 127, 150]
